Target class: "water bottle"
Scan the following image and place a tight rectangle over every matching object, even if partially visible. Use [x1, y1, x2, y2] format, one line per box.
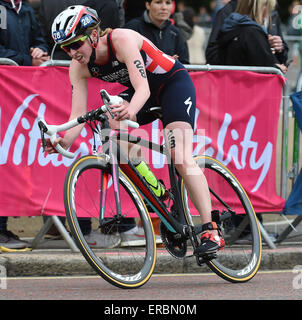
[134, 160, 168, 199]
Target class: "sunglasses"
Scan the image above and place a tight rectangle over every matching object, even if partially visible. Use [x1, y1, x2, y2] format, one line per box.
[60, 35, 88, 53]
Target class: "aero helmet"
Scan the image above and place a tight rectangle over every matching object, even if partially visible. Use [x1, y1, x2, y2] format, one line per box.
[51, 5, 100, 44]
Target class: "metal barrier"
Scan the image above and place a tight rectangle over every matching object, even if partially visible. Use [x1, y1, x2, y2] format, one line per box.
[0, 60, 291, 249]
[40, 60, 70, 67]
[184, 64, 287, 202]
[0, 58, 19, 66]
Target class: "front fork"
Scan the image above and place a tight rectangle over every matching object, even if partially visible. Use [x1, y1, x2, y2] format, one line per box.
[98, 132, 124, 231]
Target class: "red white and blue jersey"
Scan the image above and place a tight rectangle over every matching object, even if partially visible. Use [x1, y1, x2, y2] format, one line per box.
[88, 31, 183, 90]
[141, 37, 175, 74]
[88, 31, 196, 128]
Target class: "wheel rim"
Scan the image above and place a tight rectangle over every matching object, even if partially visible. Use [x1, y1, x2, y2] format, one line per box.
[65, 156, 156, 288]
[182, 156, 262, 281]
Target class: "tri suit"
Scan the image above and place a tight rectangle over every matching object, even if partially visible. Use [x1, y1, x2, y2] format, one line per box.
[88, 30, 196, 128]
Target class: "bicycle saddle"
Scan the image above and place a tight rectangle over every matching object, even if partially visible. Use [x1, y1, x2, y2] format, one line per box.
[148, 106, 162, 119]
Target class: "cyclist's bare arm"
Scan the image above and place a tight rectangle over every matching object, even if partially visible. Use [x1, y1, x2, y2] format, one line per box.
[45, 60, 91, 153]
[110, 29, 150, 121]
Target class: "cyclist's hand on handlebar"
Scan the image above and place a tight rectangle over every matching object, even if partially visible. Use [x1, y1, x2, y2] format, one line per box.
[44, 137, 67, 154]
[110, 103, 137, 122]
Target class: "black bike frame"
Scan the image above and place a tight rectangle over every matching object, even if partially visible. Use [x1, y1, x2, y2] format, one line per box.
[100, 128, 195, 237]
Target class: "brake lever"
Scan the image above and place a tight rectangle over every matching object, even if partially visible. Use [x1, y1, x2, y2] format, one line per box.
[100, 89, 139, 129]
[100, 90, 115, 119]
[38, 120, 48, 152]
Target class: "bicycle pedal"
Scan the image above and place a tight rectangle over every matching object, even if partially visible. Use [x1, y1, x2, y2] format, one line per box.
[196, 252, 217, 265]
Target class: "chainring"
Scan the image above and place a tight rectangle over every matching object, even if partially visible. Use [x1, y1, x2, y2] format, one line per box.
[160, 221, 187, 259]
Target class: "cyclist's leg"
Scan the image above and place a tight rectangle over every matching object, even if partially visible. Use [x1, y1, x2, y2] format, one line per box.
[164, 122, 212, 225]
[160, 69, 224, 254]
[164, 122, 224, 253]
[159, 69, 212, 224]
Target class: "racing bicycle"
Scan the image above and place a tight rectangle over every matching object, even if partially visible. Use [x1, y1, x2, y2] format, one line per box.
[38, 90, 262, 289]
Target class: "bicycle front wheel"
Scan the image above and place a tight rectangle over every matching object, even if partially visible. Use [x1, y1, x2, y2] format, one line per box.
[64, 154, 156, 289]
[181, 156, 262, 283]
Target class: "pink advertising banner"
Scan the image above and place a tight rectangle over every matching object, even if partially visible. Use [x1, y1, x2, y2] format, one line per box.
[0, 66, 285, 217]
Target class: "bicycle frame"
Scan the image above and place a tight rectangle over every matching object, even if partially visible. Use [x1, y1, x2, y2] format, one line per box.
[38, 89, 202, 241]
[101, 127, 201, 238]
[38, 90, 263, 287]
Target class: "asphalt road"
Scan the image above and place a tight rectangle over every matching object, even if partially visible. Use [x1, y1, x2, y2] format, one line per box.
[0, 270, 301, 301]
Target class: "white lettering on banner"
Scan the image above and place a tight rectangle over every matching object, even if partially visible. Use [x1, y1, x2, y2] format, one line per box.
[152, 112, 273, 192]
[0, 94, 91, 167]
[0, 94, 38, 165]
[0, 95, 272, 192]
[215, 113, 272, 192]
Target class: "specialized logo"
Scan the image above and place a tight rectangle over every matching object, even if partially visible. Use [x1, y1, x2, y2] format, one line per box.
[185, 97, 192, 116]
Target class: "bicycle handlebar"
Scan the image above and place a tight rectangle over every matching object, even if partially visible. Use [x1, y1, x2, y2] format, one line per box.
[38, 89, 139, 159]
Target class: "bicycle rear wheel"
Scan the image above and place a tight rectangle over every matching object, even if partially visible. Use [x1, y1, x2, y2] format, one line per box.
[181, 156, 262, 283]
[64, 154, 156, 289]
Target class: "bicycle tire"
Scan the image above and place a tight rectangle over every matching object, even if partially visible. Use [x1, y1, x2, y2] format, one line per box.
[181, 156, 262, 283]
[64, 154, 156, 289]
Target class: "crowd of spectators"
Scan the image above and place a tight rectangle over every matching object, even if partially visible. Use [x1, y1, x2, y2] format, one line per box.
[1, 0, 298, 67]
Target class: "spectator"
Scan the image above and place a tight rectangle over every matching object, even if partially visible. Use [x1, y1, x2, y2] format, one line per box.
[196, 5, 212, 28]
[0, 0, 49, 66]
[286, 1, 302, 70]
[38, 0, 120, 60]
[216, 0, 287, 73]
[124, 0, 146, 23]
[176, 0, 186, 12]
[85, 0, 120, 28]
[115, 0, 126, 27]
[0, 0, 49, 249]
[211, 0, 231, 24]
[182, 7, 206, 64]
[216, 0, 285, 239]
[286, 0, 302, 35]
[170, 1, 193, 42]
[0, 219, 29, 249]
[125, 0, 189, 64]
[27, 0, 40, 20]
[205, 0, 289, 66]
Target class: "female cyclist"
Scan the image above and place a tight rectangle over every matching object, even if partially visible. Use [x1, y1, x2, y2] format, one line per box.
[47, 5, 224, 255]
